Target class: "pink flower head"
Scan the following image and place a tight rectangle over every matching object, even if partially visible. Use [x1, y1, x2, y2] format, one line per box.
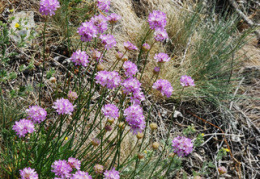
[124, 105, 145, 134]
[68, 157, 81, 170]
[124, 41, 138, 51]
[131, 90, 145, 105]
[107, 13, 121, 24]
[172, 136, 193, 157]
[102, 104, 119, 119]
[52, 98, 74, 115]
[51, 160, 72, 178]
[90, 14, 108, 34]
[95, 71, 121, 89]
[91, 49, 103, 62]
[13, 119, 35, 137]
[218, 166, 227, 175]
[97, 0, 110, 12]
[26, 105, 47, 123]
[71, 50, 89, 67]
[104, 168, 120, 179]
[152, 79, 173, 98]
[180, 75, 195, 87]
[123, 61, 138, 77]
[100, 34, 116, 50]
[78, 21, 98, 42]
[148, 10, 167, 30]
[154, 53, 170, 63]
[72, 171, 92, 179]
[68, 91, 78, 101]
[20, 167, 38, 179]
[142, 43, 150, 51]
[154, 28, 168, 42]
[39, 0, 60, 16]
[122, 77, 141, 94]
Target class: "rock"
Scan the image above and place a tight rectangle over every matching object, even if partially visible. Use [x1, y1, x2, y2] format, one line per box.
[9, 11, 36, 47]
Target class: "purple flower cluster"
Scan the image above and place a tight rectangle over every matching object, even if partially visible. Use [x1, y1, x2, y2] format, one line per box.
[20, 167, 38, 179]
[104, 168, 120, 179]
[180, 75, 195, 87]
[123, 61, 138, 77]
[71, 50, 89, 67]
[13, 119, 35, 137]
[154, 53, 170, 63]
[131, 90, 145, 105]
[72, 171, 92, 179]
[68, 157, 81, 170]
[51, 160, 72, 178]
[148, 10, 167, 30]
[148, 10, 168, 42]
[124, 41, 138, 51]
[107, 13, 121, 24]
[90, 15, 108, 34]
[152, 79, 173, 98]
[52, 98, 74, 115]
[122, 77, 141, 94]
[102, 104, 119, 119]
[13, 105, 47, 137]
[26, 105, 47, 123]
[122, 77, 145, 104]
[97, 0, 110, 12]
[52, 158, 92, 178]
[39, 0, 60, 16]
[172, 136, 193, 157]
[78, 21, 98, 42]
[154, 28, 168, 42]
[100, 34, 117, 50]
[124, 105, 145, 134]
[95, 71, 121, 89]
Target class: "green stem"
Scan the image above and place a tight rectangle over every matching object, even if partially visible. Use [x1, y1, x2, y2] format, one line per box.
[39, 17, 48, 104]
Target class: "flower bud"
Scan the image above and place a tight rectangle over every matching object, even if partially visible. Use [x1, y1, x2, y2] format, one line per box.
[115, 51, 123, 60]
[218, 166, 227, 175]
[153, 66, 160, 75]
[50, 77, 56, 83]
[92, 49, 102, 61]
[91, 138, 100, 146]
[94, 164, 104, 174]
[150, 123, 158, 131]
[142, 43, 150, 52]
[107, 118, 115, 124]
[97, 63, 105, 71]
[138, 153, 144, 159]
[121, 55, 128, 62]
[68, 91, 78, 101]
[136, 132, 144, 139]
[105, 125, 112, 131]
[118, 122, 125, 129]
[152, 142, 160, 150]
[193, 176, 202, 179]
[168, 153, 175, 158]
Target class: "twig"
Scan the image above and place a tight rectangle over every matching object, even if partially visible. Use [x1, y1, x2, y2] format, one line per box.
[234, 104, 260, 134]
[229, 77, 244, 110]
[228, 0, 260, 40]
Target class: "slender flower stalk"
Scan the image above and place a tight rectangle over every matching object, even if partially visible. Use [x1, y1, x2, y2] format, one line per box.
[39, 17, 47, 104]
